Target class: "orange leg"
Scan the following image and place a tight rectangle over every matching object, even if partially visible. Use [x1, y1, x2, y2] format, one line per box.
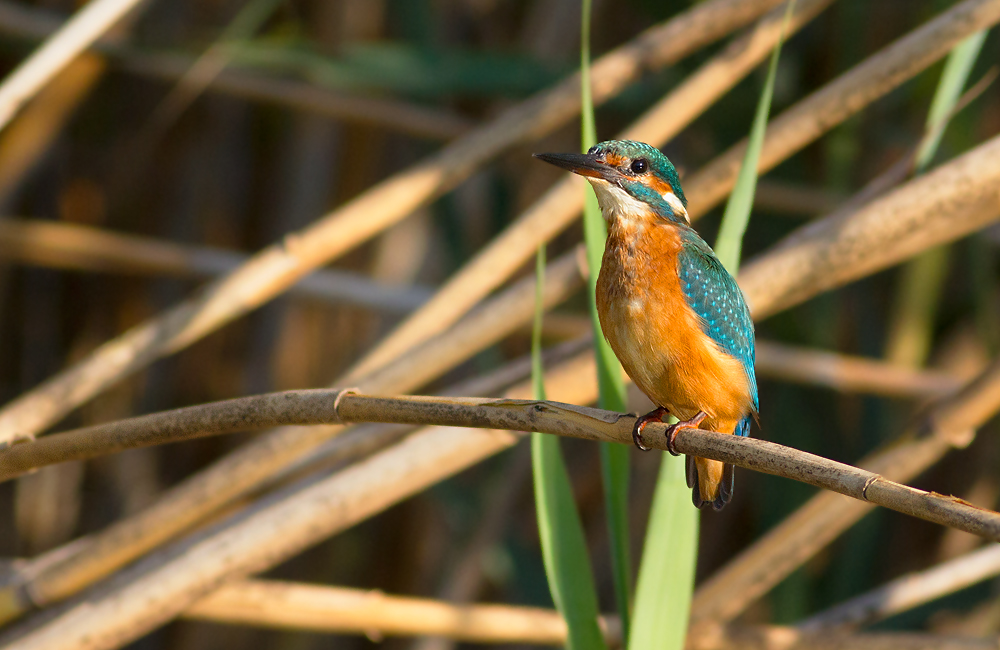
[631, 406, 669, 451]
[664, 411, 708, 456]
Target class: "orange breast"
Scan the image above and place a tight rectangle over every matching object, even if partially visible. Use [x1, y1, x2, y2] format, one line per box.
[596, 219, 753, 435]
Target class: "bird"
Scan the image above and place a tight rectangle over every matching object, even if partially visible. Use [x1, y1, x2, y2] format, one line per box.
[534, 140, 757, 510]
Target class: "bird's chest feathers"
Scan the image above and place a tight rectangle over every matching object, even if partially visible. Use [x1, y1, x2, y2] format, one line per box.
[597, 218, 689, 362]
[595, 215, 750, 427]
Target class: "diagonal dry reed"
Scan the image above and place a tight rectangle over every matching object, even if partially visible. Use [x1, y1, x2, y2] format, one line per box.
[0, 56, 105, 203]
[739, 131, 1000, 318]
[799, 543, 1000, 631]
[0, 0, 144, 131]
[0, 0, 783, 446]
[682, 0, 1000, 219]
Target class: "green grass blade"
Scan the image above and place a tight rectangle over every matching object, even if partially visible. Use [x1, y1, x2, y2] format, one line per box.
[531, 432, 608, 650]
[715, 1, 795, 275]
[630, 5, 794, 649]
[579, 0, 632, 640]
[914, 31, 987, 173]
[886, 29, 986, 368]
[629, 456, 699, 650]
[532, 245, 547, 398]
[530, 244, 608, 650]
[223, 0, 286, 42]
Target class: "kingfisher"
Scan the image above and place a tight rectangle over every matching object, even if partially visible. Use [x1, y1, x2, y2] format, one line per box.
[535, 140, 757, 510]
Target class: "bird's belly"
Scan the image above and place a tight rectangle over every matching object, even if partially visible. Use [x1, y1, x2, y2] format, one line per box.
[598, 275, 751, 433]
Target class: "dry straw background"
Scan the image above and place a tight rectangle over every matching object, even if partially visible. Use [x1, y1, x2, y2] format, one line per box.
[0, 0, 998, 649]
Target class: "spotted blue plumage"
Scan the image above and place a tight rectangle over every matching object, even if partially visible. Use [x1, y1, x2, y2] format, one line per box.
[676, 231, 758, 437]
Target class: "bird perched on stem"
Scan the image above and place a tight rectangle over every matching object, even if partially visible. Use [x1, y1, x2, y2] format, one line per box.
[535, 140, 757, 510]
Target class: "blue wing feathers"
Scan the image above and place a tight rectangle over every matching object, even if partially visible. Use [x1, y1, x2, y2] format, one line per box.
[676, 232, 758, 419]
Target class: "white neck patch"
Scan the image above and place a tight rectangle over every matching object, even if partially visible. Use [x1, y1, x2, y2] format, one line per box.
[661, 191, 689, 223]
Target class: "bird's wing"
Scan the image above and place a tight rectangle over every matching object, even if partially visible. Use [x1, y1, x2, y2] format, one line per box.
[677, 236, 758, 418]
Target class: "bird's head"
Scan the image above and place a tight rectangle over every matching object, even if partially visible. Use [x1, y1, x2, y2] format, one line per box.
[534, 140, 688, 227]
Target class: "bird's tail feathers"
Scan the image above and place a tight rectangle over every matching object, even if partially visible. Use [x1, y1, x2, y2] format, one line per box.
[687, 456, 734, 511]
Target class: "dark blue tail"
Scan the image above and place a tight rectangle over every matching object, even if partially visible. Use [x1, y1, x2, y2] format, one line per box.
[689, 414, 753, 510]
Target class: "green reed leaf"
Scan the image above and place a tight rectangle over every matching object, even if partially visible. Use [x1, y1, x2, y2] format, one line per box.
[715, 1, 794, 276]
[887, 29, 987, 368]
[531, 243, 608, 650]
[579, 0, 633, 640]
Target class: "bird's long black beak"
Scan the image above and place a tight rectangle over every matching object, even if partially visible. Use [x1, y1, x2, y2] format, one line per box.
[533, 152, 620, 182]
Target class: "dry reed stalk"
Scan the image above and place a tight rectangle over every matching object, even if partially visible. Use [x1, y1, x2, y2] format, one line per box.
[5, 390, 1000, 539]
[4, 353, 999, 650]
[0, 253, 586, 621]
[119, 52, 475, 141]
[0, 56, 105, 203]
[754, 341, 962, 399]
[182, 579, 620, 645]
[751, 180, 844, 216]
[0, 0, 145, 132]
[686, 625, 1000, 650]
[740, 131, 1000, 318]
[0, 0, 474, 141]
[0, 0, 782, 446]
[410, 443, 532, 650]
[682, 0, 1000, 219]
[5, 121, 1000, 626]
[181, 581, 1000, 649]
[0, 218, 432, 312]
[343, 0, 832, 381]
[800, 544, 1000, 630]
[689, 356, 1000, 623]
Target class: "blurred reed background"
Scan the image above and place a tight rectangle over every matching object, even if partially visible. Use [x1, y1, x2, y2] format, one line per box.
[0, 0, 997, 648]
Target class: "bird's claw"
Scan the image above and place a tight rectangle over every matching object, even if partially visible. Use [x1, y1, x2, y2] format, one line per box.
[631, 407, 669, 452]
[664, 411, 708, 456]
[632, 420, 651, 451]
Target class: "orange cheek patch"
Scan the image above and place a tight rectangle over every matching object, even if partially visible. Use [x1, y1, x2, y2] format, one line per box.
[649, 176, 678, 198]
[602, 152, 626, 168]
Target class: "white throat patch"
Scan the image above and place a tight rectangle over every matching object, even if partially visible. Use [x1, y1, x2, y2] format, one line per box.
[588, 179, 649, 221]
[588, 178, 689, 225]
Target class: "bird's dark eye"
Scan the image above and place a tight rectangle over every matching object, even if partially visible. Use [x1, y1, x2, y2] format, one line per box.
[630, 158, 648, 174]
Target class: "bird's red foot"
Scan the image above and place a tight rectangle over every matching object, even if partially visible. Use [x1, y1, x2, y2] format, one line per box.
[664, 411, 708, 456]
[632, 407, 669, 451]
